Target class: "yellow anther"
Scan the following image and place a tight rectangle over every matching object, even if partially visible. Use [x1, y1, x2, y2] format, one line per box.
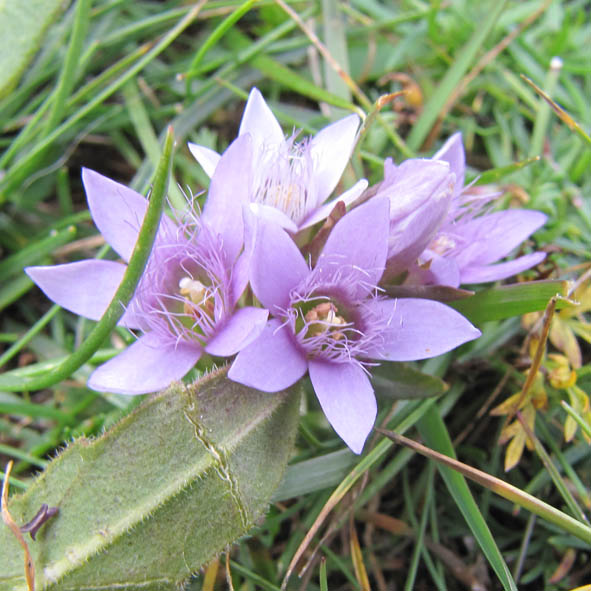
[430, 234, 456, 255]
[305, 302, 347, 340]
[179, 277, 208, 305]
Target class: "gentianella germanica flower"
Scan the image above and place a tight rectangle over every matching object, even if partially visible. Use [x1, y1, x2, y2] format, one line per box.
[407, 132, 548, 287]
[228, 197, 481, 453]
[368, 157, 456, 281]
[26, 135, 268, 395]
[188, 87, 367, 233]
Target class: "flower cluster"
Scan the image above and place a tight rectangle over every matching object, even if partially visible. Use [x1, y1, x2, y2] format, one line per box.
[27, 88, 547, 453]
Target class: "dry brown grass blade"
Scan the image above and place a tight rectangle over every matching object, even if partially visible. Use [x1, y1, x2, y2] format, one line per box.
[358, 510, 489, 590]
[202, 556, 220, 591]
[349, 513, 371, 591]
[273, 0, 370, 110]
[521, 74, 591, 146]
[515, 410, 588, 524]
[376, 429, 591, 545]
[422, 0, 552, 149]
[281, 468, 362, 589]
[225, 551, 235, 591]
[503, 295, 557, 428]
[548, 548, 576, 584]
[504, 273, 585, 430]
[2, 461, 35, 591]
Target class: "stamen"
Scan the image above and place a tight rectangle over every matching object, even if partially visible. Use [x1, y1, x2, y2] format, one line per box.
[179, 277, 208, 305]
[127, 221, 232, 348]
[304, 302, 347, 340]
[253, 138, 316, 225]
[430, 234, 456, 255]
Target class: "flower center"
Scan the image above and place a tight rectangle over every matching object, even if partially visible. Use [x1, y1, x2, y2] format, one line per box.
[303, 302, 347, 340]
[253, 139, 315, 224]
[178, 276, 215, 336]
[430, 233, 456, 255]
[291, 296, 356, 360]
[263, 182, 307, 216]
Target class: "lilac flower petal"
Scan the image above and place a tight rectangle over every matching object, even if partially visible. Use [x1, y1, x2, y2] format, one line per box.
[82, 168, 175, 262]
[25, 261, 139, 328]
[205, 307, 269, 357]
[380, 159, 452, 223]
[406, 251, 461, 288]
[363, 298, 481, 361]
[316, 197, 390, 298]
[299, 179, 368, 230]
[310, 114, 360, 203]
[87, 332, 202, 395]
[460, 252, 546, 284]
[385, 188, 452, 279]
[238, 87, 284, 148]
[187, 143, 221, 178]
[308, 359, 376, 454]
[228, 319, 307, 392]
[454, 210, 547, 268]
[201, 134, 253, 262]
[250, 218, 309, 312]
[432, 132, 465, 194]
[249, 203, 299, 234]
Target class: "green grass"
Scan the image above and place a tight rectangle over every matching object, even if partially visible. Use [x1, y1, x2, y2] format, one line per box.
[1, 1, 590, 589]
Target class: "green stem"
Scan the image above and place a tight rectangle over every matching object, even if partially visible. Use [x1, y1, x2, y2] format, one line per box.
[0, 128, 174, 392]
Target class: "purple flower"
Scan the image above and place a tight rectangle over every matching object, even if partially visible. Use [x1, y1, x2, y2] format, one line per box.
[370, 157, 455, 281]
[407, 133, 547, 287]
[228, 197, 481, 453]
[25, 135, 268, 395]
[188, 87, 367, 233]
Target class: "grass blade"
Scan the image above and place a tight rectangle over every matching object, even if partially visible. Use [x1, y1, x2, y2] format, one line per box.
[407, 0, 509, 151]
[378, 420, 591, 546]
[414, 406, 518, 591]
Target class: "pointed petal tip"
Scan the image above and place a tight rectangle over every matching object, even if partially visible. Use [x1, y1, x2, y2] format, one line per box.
[309, 360, 376, 454]
[319, 195, 390, 294]
[187, 142, 221, 178]
[248, 87, 263, 100]
[309, 114, 362, 202]
[81, 168, 151, 261]
[239, 88, 284, 146]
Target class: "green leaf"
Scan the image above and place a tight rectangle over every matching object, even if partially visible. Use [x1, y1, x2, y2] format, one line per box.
[0, 0, 67, 99]
[449, 280, 570, 325]
[472, 156, 541, 185]
[1, 369, 300, 590]
[371, 363, 448, 400]
[273, 449, 356, 501]
[417, 407, 518, 591]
